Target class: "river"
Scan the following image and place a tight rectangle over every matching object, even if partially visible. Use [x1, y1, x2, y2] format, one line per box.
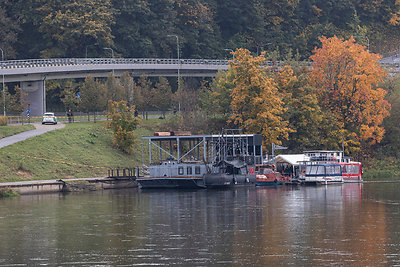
[0, 183, 399, 266]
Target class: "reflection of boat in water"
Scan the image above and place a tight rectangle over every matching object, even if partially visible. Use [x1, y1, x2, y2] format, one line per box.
[255, 165, 291, 186]
[137, 130, 263, 189]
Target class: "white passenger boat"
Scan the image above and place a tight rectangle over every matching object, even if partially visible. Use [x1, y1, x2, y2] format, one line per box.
[298, 151, 362, 184]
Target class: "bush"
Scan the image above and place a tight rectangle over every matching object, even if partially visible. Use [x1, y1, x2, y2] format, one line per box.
[0, 116, 8, 126]
[0, 187, 19, 198]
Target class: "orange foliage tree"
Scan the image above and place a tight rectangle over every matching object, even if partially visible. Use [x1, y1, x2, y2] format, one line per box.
[227, 48, 292, 149]
[310, 36, 391, 153]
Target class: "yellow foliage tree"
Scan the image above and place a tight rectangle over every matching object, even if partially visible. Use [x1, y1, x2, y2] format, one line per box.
[105, 101, 140, 154]
[310, 36, 391, 154]
[228, 48, 292, 150]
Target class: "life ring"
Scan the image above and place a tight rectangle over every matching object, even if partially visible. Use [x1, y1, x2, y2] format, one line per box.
[302, 169, 306, 175]
[272, 164, 276, 170]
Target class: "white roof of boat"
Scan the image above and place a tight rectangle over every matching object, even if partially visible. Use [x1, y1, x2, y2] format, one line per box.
[275, 154, 305, 166]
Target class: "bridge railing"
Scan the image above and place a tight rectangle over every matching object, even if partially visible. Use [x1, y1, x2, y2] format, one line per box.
[0, 58, 230, 69]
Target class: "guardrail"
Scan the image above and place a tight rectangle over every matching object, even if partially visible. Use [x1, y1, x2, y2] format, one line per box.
[0, 57, 320, 71]
[0, 58, 230, 69]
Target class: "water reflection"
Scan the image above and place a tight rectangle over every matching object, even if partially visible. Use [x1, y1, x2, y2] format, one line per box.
[0, 183, 399, 265]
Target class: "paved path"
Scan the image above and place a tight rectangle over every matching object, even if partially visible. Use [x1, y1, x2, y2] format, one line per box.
[0, 122, 65, 149]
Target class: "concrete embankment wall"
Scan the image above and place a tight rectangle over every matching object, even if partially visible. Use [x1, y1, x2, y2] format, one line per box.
[0, 177, 137, 195]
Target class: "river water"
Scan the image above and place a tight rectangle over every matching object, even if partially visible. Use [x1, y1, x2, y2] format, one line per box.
[0, 183, 399, 266]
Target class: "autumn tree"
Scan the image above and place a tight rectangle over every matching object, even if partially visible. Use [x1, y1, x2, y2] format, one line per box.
[227, 48, 292, 149]
[310, 36, 391, 154]
[105, 100, 140, 154]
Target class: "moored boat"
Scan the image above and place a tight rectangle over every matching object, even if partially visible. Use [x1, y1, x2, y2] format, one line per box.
[300, 162, 343, 184]
[255, 165, 291, 186]
[137, 130, 263, 189]
[298, 151, 362, 184]
[340, 162, 363, 182]
[203, 158, 256, 188]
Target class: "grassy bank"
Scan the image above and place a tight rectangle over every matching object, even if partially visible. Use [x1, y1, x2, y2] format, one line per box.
[0, 124, 35, 138]
[0, 119, 396, 182]
[362, 157, 400, 181]
[0, 120, 158, 182]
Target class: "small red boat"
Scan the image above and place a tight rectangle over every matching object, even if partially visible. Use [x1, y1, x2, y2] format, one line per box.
[255, 165, 291, 186]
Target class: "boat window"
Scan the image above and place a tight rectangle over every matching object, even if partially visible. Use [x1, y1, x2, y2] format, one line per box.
[195, 166, 201, 174]
[187, 166, 192, 175]
[343, 164, 360, 174]
[306, 165, 325, 175]
[178, 167, 184, 175]
[326, 165, 341, 175]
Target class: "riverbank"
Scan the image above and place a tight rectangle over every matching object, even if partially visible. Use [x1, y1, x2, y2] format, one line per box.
[0, 120, 158, 182]
[0, 177, 137, 195]
[0, 119, 397, 183]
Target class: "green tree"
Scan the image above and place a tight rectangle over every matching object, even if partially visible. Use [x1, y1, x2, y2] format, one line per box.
[275, 65, 323, 152]
[8, 85, 28, 114]
[152, 77, 172, 118]
[79, 75, 106, 122]
[61, 80, 79, 112]
[119, 71, 140, 108]
[105, 73, 126, 102]
[0, 6, 20, 59]
[378, 75, 400, 157]
[137, 75, 152, 119]
[212, 70, 234, 116]
[36, 0, 116, 57]
[105, 100, 140, 154]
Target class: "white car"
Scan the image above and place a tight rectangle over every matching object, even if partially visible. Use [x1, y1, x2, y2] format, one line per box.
[42, 112, 57, 125]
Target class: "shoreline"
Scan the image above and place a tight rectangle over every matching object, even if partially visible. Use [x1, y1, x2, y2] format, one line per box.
[0, 177, 137, 195]
[1, 178, 399, 196]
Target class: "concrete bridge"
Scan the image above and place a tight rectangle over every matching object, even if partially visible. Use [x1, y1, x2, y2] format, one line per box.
[0, 58, 229, 116]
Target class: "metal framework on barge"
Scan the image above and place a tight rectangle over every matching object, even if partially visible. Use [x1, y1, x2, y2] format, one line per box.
[142, 130, 263, 166]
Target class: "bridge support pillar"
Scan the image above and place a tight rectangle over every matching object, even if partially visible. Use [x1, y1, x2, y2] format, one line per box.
[21, 80, 46, 117]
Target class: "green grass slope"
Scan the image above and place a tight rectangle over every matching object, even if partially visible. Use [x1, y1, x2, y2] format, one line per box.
[0, 121, 155, 182]
[0, 124, 35, 138]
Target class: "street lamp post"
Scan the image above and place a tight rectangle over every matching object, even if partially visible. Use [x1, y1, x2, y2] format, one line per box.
[167, 35, 180, 112]
[103, 47, 114, 58]
[103, 47, 115, 75]
[0, 48, 5, 116]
